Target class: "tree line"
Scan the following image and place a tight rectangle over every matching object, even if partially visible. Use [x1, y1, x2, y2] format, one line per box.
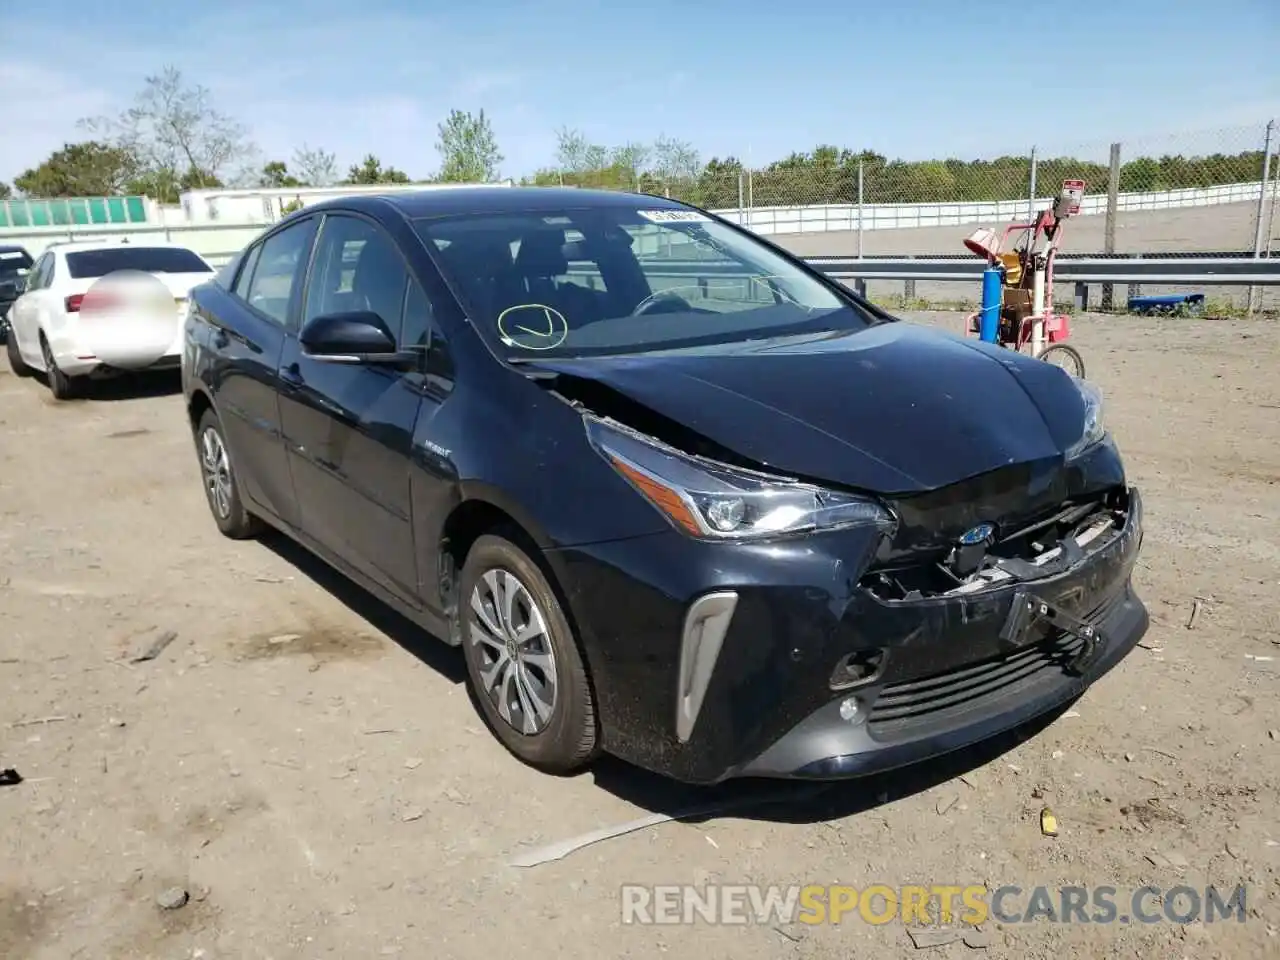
[0, 65, 1267, 211]
[0, 66, 503, 205]
[531, 138, 1269, 209]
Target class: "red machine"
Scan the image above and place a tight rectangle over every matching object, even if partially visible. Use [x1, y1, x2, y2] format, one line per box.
[962, 180, 1086, 378]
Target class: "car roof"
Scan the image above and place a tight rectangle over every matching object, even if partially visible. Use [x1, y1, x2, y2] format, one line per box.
[308, 186, 693, 220]
[44, 238, 201, 255]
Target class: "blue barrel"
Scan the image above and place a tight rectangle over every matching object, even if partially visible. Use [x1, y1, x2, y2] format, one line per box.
[979, 267, 1002, 343]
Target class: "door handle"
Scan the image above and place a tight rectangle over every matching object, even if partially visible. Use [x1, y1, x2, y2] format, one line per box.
[279, 364, 304, 389]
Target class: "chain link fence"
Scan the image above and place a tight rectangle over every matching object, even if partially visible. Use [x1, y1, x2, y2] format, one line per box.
[537, 120, 1277, 311]
[544, 121, 1277, 263]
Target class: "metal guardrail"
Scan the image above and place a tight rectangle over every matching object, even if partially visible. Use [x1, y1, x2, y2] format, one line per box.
[199, 250, 1280, 301]
[807, 256, 1280, 285]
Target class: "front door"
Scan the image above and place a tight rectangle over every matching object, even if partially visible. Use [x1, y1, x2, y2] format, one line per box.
[277, 213, 428, 603]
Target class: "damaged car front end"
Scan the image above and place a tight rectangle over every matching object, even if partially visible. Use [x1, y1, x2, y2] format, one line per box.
[413, 194, 1148, 785]
[500, 328, 1149, 784]
[539, 395, 1144, 785]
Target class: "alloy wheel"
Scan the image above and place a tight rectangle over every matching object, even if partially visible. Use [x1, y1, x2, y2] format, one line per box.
[468, 568, 559, 735]
[200, 426, 233, 520]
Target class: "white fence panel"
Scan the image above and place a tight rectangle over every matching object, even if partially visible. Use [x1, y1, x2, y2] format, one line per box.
[0, 179, 1268, 257]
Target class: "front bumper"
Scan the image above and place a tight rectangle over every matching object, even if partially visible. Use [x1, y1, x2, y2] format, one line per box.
[552, 481, 1147, 785]
[739, 580, 1146, 780]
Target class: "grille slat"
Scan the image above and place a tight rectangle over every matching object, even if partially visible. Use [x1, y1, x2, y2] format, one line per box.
[868, 632, 1085, 735]
[877, 637, 1053, 700]
[870, 634, 1080, 727]
[865, 580, 1125, 738]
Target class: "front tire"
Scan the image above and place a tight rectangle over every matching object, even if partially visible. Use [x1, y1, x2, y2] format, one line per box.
[195, 408, 262, 539]
[459, 533, 599, 775]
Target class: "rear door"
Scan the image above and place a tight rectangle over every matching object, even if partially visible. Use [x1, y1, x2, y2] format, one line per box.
[207, 218, 319, 529]
[277, 212, 429, 602]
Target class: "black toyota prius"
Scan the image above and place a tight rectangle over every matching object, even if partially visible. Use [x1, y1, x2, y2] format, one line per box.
[181, 187, 1148, 785]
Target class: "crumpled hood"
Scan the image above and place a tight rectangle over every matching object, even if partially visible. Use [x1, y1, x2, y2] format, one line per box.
[527, 323, 1091, 493]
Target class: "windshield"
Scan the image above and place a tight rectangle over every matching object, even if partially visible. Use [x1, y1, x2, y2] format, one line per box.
[0, 248, 32, 278]
[65, 246, 212, 279]
[413, 205, 872, 359]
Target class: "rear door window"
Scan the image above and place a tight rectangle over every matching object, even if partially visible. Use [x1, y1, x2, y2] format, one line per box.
[245, 218, 319, 328]
[64, 246, 212, 279]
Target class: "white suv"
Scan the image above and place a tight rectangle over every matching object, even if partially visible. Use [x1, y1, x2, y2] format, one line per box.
[5, 239, 215, 399]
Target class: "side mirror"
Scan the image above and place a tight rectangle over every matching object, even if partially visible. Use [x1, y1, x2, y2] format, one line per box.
[299, 311, 415, 366]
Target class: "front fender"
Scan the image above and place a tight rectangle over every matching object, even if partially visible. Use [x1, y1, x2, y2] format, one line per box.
[454, 479, 560, 552]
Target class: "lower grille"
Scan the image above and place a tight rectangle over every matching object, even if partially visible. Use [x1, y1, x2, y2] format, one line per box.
[866, 590, 1127, 738]
[868, 632, 1085, 737]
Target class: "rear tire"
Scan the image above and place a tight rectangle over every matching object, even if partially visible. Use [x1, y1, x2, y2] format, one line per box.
[195, 408, 262, 539]
[6, 329, 32, 377]
[458, 533, 599, 775]
[40, 335, 79, 400]
[1039, 344, 1085, 379]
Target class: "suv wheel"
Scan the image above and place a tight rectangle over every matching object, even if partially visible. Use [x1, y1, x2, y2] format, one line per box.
[459, 533, 599, 775]
[195, 408, 262, 539]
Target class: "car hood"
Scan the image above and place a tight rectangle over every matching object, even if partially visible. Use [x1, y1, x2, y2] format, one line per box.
[525, 323, 1092, 494]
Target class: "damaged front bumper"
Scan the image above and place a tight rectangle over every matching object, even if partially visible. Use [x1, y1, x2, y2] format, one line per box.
[552, 481, 1147, 786]
[743, 485, 1148, 781]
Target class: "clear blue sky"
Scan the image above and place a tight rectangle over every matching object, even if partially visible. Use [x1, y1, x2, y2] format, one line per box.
[2, 0, 1277, 185]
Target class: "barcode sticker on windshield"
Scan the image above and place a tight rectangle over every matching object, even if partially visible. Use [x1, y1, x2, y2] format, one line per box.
[637, 209, 710, 223]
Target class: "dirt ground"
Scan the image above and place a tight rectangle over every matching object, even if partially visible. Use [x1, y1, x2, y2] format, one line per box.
[1, 311, 1278, 960]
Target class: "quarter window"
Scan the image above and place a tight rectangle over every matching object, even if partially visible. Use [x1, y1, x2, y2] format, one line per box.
[401, 275, 434, 350]
[403, 276, 454, 391]
[233, 245, 261, 300]
[29, 254, 52, 290]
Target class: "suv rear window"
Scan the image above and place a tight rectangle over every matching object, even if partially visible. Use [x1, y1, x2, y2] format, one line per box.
[64, 247, 212, 279]
[0, 248, 32, 277]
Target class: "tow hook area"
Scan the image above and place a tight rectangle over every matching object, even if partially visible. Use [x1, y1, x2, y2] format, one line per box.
[1000, 588, 1105, 676]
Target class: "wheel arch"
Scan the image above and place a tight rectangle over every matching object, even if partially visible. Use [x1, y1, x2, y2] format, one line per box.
[435, 490, 556, 643]
[187, 386, 215, 432]
[434, 488, 592, 680]
[440, 493, 605, 761]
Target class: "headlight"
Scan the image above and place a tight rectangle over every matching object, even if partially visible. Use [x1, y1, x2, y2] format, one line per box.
[586, 417, 895, 541]
[1065, 376, 1105, 460]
